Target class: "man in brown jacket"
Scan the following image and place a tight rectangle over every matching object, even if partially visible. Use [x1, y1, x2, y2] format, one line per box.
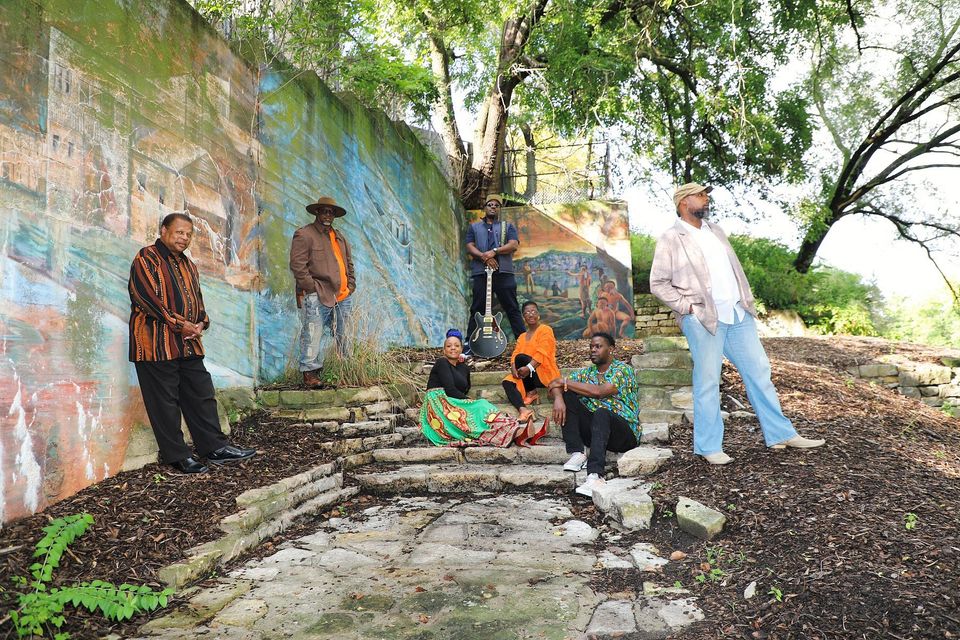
[650, 183, 824, 465]
[290, 196, 356, 388]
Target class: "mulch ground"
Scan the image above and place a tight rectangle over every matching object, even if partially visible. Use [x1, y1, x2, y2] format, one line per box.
[586, 343, 960, 639]
[2, 336, 959, 639]
[0, 413, 369, 638]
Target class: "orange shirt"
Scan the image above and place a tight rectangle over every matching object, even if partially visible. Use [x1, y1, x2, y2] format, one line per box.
[503, 324, 561, 397]
[329, 230, 350, 302]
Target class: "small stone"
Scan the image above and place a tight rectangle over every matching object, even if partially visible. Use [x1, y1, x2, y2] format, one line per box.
[630, 543, 668, 571]
[612, 490, 655, 529]
[743, 581, 757, 599]
[617, 447, 673, 477]
[591, 478, 652, 512]
[676, 497, 726, 540]
[597, 551, 633, 569]
[586, 600, 638, 636]
[640, 422, 670, 443]
[669, 550, 687, 561]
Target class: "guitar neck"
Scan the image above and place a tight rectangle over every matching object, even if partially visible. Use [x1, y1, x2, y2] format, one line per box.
[485, 269, 494, 316]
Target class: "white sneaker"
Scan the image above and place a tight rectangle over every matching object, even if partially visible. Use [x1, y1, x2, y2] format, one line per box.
[563, 451, 588, 472]
[575, 473, 605, 497]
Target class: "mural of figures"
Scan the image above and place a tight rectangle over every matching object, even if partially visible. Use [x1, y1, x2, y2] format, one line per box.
[468, 201, 635, 341]
[0, 0, 465, 523]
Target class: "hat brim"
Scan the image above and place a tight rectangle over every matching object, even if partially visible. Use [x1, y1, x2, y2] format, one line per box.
[306, 203, 347, 217]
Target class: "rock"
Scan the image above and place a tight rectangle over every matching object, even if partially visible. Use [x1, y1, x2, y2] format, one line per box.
[899, 386, 921, 398]
[640, 423, 670, 443]
[158, 549, 223, 590]
[669, 390, 694, 410]
[632, 352, 693, 369]
[636, 368, 694, 386]
[921, 397, 943, 407]
[611, 490, 654, 530]
[617, 447, 673, 477]
[585, 600, 638, 636]
[919, 385, 941, 397]
[676, 497, 726, 540]
[899, 363, 952, 387]
[405, 407, 421, 420]
[940, 357, 960, 368]
[643, 336, 689, 352]
[630, 543, 668, 572]
[426, 466, 502, 492]
[187, 580, 253, 618]
[499, 466, 572, 489]
[634, 597, 704, 636]
[939, 384, 960, 399]
[355, 467, 430, 492]
[743, 581, 757, 599]
[372, 447, 458, 463]
[669, 551, 687, 561]
[258, 390, 280, 407]
[213, 598, 268, 627]
[597, 551, 634, 569]
[591, 478, 652, 512]
[858, 363, 899, 378]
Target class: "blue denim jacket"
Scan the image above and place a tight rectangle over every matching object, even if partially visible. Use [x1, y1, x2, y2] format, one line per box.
[466, 220, 519, 276]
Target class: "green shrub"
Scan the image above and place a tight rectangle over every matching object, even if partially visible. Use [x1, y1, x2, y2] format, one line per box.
[631, 233, 656, 293]
[5, 513, 173, 639]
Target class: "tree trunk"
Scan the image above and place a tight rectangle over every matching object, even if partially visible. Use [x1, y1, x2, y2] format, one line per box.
[520, 122, 537, 200]
[426, 32, 466, 169]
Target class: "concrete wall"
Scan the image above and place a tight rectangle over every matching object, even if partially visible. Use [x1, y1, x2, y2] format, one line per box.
[0, 0, 465, 523]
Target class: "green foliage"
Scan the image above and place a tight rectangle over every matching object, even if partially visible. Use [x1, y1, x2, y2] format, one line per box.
[7, 514, 173, 639]
[904, 512, 918, 530]
[880, 295, 960, 349]
[631, 233, 656, 293]
[768, 585, 784, 602]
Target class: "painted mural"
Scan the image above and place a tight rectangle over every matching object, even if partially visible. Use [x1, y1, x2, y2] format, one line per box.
[467, 201, 635, 341]
[0, 0, 465, 524]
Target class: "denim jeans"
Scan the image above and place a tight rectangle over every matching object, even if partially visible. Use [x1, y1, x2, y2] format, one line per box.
[299, 293, 352, 372]
[681, 312, 797, 455]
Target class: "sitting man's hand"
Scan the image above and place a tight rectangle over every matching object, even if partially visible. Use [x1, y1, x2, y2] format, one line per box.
[517, 365, 530, 379]
[552, 397, 567, 427]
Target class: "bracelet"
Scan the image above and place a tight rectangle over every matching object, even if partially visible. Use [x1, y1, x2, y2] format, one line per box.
[527, 363, 536, 374]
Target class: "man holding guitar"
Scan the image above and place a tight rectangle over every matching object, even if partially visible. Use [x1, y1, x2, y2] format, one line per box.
[465, 195, 525, 356]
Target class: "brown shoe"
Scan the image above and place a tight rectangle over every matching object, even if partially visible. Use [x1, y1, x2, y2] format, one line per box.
[303, 370, 323, 389]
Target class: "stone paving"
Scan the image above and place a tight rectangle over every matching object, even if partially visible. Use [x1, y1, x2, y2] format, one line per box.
[135, 494, 703, 639]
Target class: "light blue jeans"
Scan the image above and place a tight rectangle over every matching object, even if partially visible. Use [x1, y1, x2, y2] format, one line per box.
[299, 293, 352, 372]
[681, 312, 797, 455]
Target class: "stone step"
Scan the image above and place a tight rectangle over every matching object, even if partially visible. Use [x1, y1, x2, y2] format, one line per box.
[353, 463, 580, 493]
[639, 409, 687, 424]
[317, 432, 402, 457]
[371, 442, 632, 466]
[420, 367, 585, 387]
[631, 351, 693, 369]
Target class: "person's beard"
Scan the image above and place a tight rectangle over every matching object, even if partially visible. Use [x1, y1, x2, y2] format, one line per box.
[691, 204, 710, 220]
[485, 213, 498, 222]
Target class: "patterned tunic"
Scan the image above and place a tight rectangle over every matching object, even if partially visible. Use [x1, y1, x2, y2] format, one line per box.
[568, 360, 641, 438]
[128, 240, 210, 362]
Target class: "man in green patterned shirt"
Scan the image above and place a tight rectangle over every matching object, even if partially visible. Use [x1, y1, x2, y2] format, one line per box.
[549, 332, 641, 496]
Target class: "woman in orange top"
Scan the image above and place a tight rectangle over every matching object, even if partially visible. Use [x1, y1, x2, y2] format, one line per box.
[502, 301, 562, 422]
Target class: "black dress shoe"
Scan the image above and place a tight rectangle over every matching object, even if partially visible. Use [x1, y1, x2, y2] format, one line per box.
[206, 445, 257, 465]
[169, 457, 209, 474]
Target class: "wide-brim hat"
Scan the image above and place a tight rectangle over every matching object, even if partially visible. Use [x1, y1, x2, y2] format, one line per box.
[306, 196, 347, 217]
[673, 182, 713, 207]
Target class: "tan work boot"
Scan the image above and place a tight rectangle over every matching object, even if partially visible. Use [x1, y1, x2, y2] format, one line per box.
[770, 435, 825, 450]
[302, 370, 323, 389]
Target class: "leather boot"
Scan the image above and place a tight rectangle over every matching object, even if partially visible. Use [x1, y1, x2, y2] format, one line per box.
[303, 370, 323, 389]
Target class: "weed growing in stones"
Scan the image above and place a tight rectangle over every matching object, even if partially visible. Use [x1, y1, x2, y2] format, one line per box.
[4, 514, 173, 639]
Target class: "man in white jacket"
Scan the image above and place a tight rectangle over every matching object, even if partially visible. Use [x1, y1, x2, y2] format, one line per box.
[649, 183, 825, 465]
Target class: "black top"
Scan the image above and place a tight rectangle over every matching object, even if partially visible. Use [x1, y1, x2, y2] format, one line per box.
[426, 358, 471, 399]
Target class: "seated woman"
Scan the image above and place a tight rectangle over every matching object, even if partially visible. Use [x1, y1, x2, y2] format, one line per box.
[502, 301, 562, 422]
[421, 329, 547, 447]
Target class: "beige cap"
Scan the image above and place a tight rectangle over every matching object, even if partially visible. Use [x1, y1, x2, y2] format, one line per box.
[484, 195, 503, 205]
[673, 182, 713, 207]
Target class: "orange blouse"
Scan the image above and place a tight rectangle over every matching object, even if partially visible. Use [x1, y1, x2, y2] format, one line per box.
[502, 324, 561, 397]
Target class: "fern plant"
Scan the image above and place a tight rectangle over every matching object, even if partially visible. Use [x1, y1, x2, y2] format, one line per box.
[6, 513, 174, 639]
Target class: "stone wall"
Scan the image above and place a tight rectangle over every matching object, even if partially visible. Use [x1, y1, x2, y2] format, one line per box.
[634, 294, 681, 337]
[849, 358, 960, 409]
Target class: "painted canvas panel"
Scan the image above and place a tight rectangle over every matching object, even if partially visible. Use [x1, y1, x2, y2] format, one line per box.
[467, 201, 635, 341]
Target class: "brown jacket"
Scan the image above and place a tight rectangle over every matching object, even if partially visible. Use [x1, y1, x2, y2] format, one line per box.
[649, 220, 757, 335]
[289, 220, 356, 307]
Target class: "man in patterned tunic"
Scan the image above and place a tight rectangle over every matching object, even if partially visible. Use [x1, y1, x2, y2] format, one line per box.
[549, 332, 641, 496]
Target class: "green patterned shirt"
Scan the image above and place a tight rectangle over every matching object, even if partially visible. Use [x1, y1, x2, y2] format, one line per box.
[568, 359, 641, 438]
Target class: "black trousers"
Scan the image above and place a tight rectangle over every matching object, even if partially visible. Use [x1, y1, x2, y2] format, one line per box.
[467, 272, 525, 343]
[134, 358, 228, 463]
[561, 390, 637, 475]
[502, 353, 547, 409]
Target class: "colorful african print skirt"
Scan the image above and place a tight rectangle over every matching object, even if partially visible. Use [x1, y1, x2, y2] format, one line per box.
[419, 388, 521, 447]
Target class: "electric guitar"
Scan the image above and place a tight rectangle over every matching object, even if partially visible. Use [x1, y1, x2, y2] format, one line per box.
[469, 266, 508, 358]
